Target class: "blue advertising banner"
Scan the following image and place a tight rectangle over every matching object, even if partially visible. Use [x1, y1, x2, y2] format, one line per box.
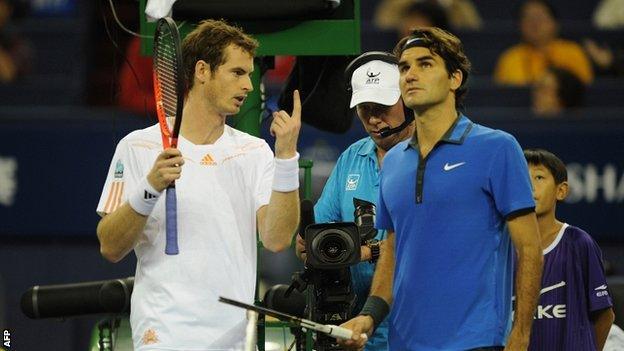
[0, 109, 622, 243]
[486, 116, 624, 243]
[0, 109, 147, 236]
[276, 113, 624, 243]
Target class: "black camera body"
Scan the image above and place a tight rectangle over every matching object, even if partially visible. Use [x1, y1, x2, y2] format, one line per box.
[303, 198, 377, 270]
[287, 198, 377, 350]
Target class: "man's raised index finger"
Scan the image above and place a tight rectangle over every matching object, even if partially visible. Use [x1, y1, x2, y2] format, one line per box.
[292, 89, 301, 120]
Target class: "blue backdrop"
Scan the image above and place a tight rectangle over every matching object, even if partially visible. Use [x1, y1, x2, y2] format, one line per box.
[0, 109, 622, 242]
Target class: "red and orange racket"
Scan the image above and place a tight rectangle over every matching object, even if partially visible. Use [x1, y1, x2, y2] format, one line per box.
[152, 17, 184, 255]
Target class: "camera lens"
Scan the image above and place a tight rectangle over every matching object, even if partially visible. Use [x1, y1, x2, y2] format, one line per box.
[312, 229, 356, 264]
[353, 198, 378, 241]
[323, 238, 344, 259]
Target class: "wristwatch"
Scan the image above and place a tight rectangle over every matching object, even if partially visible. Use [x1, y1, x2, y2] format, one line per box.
[366, 239, 381, 264]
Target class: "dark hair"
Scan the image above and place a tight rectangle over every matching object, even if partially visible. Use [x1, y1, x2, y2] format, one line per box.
[515, 0, 558, 22]
[181, 19, 258, 90]
[548, 66, 585, 108]
[524, 148, 567, 184]
[393, 27, 471, 108]
[403, 1, 449, 31]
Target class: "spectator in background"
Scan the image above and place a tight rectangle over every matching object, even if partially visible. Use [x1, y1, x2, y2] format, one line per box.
[494, 0, 593, 86]
[0, 0, 32, 83]
[592, 0, 624, 30]
[118, 36, 156, 117]
[398, 2, 449, 36]
[532, 66, 585, 117]
[375, 0, 482, 34]
[584, 0, 624, 78]
[583, 39, 624, 77]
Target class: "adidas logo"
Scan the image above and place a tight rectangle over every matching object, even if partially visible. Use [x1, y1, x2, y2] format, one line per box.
[144, 191, 158, 200]
[200, 153, 216, 165]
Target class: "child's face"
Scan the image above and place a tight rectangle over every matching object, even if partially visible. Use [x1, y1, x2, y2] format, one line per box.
[528, 164, 568, 217]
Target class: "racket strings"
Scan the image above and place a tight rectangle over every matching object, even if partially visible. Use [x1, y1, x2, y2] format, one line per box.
[155, 32, 180, 122]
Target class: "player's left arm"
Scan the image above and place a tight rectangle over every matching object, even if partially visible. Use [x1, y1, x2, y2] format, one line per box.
[257, 90, 302, 252]
[592, 307, 615, 350]
[506, 211, 543, 350]
[257, 191, 300, 252]
[584, 236, 616, 351]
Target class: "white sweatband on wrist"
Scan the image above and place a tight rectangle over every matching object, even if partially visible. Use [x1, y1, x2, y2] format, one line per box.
[272, 153, 300, 192]
[128, 178, 163, 216]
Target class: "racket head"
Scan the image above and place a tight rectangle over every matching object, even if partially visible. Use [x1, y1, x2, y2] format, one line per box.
[153, 17, 185, 149]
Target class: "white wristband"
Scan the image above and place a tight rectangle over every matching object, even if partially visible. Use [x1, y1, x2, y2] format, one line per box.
[272, 153, 300, 192]
[128, 178, 163, 216]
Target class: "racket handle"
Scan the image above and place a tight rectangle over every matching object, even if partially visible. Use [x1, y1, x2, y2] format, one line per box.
[327, 325, 368, 341]
[165, 186, 179, 255]
[326, 325, 359, 340]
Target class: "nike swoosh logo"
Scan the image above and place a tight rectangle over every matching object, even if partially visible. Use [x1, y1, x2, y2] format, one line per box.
[540, 281, 566, 295]
[443, 162, 466, 171]
[512, 281, 566, 301]
[595, 284, 608, 291]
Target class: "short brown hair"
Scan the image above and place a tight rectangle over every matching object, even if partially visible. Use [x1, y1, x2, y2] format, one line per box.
[393, 27, 471, 108]
[181, 19, 259, 90]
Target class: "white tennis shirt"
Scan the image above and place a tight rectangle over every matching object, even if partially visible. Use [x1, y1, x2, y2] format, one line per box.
[97, 124, 274, 350]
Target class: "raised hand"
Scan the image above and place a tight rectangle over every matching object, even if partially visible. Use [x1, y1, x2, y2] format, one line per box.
[271, 90, 302, 159]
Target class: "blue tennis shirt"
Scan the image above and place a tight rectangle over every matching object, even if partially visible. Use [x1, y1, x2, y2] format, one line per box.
[376, 115, 535, 350]
[315, 137, 389, 350]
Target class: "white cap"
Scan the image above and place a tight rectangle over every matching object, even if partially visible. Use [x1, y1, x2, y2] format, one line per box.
[349, 60, 401, 108]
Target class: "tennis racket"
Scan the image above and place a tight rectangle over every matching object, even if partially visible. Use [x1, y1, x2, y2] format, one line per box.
[153, 17, 184, 255]
[219, 296, 368, 341]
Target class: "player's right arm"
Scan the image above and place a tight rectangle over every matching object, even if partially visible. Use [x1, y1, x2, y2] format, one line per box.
[97, 203, 149, 263]
[338, 230, 395, 349]
[369, 230, 394, 303]
[97, 148, 183, 263]
[506, 212, 543, 351]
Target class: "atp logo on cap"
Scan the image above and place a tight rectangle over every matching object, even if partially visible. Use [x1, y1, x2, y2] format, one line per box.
[365, 68, 381, 84]
[349, 58, 401, 108]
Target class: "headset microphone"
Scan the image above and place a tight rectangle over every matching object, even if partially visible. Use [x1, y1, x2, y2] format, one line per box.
[379, 117, 412, 138]
[378, 109, 415, 138]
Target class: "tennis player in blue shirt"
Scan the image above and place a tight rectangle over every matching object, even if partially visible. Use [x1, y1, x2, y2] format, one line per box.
[295, 51, 415, 350]
[339, 28, 543, 351]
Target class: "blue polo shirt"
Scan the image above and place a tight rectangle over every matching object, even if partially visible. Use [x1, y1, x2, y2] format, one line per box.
[377, 115, 535, 350]
[315, 137, 389, 350]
